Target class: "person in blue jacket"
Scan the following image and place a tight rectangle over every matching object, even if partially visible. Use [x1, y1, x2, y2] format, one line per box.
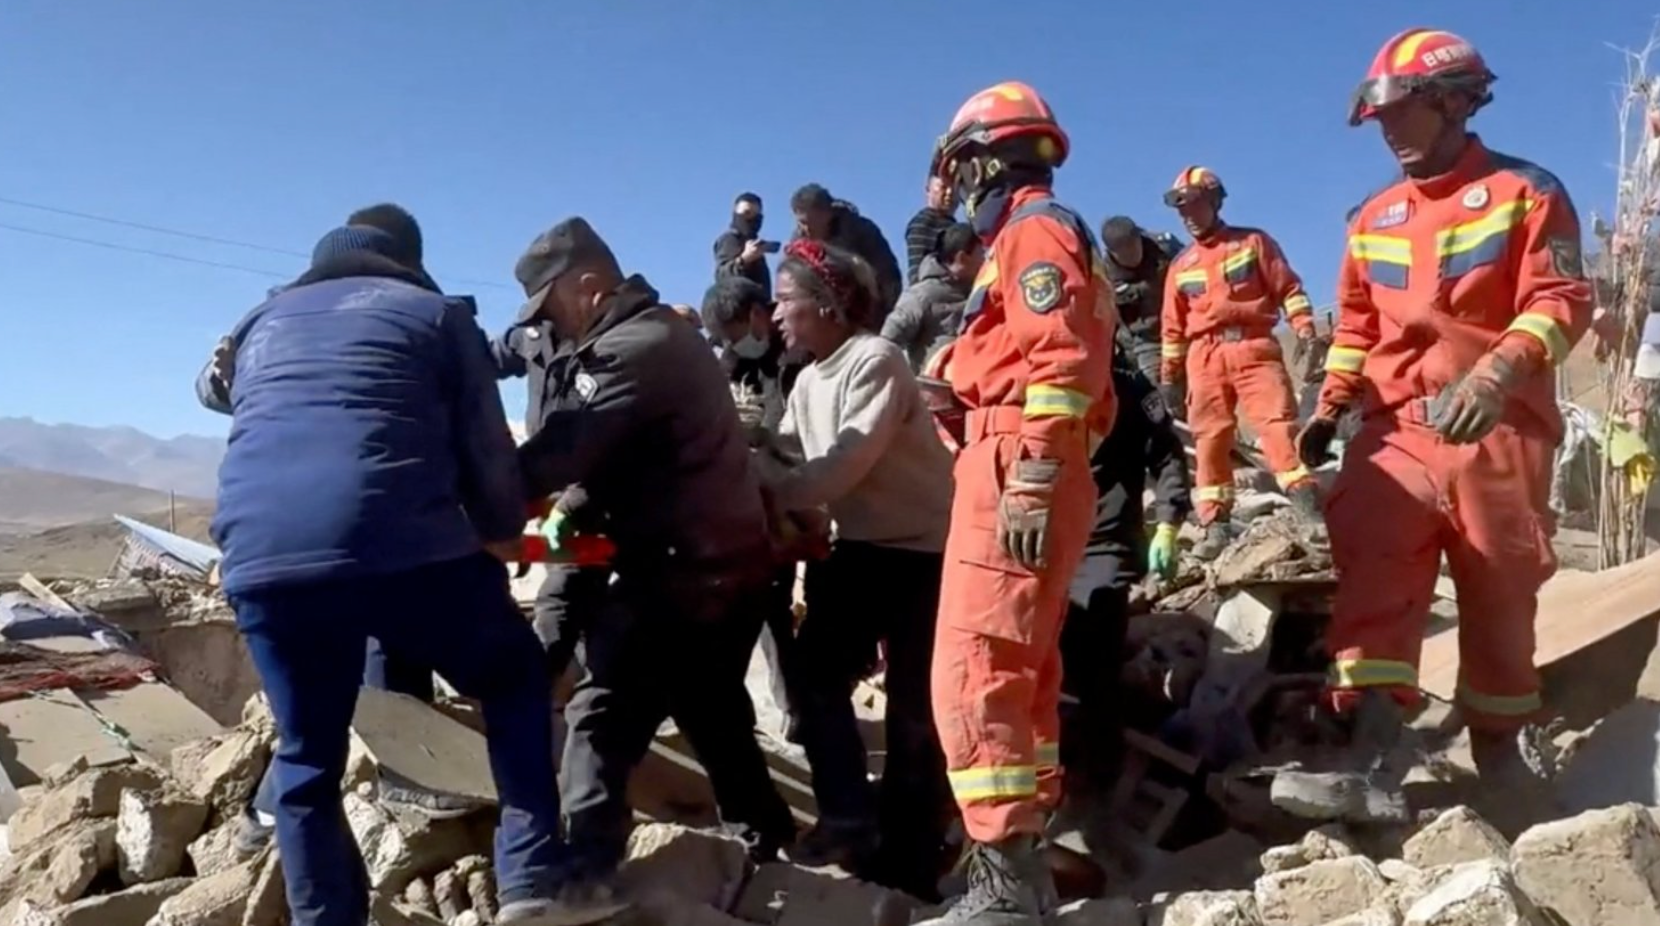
[208, 225, 609, 926]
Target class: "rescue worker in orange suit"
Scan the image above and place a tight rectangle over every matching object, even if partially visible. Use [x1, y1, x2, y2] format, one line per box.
[1159, 167, 1323, 560]
[921, 81, 1115, 926]
[1274, 29, 1592, 831]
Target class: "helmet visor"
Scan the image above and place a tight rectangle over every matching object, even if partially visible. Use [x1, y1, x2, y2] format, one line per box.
[1163, 187, 1203, 208]
[1349, 75, 1426, 125]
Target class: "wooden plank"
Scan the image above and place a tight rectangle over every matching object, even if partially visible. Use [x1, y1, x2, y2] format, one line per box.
[17, 574, 74, 613]
[1420, 553, 1660, 699]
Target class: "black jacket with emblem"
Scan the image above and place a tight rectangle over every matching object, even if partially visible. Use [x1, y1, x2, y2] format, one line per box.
[1087, 355, 1192, 574]
[490, 319, 559, 434]
[518, 276, 770, 575]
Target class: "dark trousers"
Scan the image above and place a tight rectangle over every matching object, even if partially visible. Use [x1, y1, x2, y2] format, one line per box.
[561, 566, 795, 876]
[231, 554, 564, 926]
[532, 564, 612, 678]
[798, 541, 949, 891]
[1058, 548, 1133, 784]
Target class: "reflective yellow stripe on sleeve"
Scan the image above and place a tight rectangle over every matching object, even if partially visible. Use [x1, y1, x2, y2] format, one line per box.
[947, 765, 1039, 802]
[1275, 466, 1312, 489]
[1162, 341, 1187, 359]
[1024, 384, 1091, 420]
[1284, 294, 1313, 317]
[1196, 485, 1235, 502]
[1326, 346, 1367, 375]
[1330, 659, 1418, 689]
[1035, 741, 1060, 769]
[1506, 312, 1572, 365]
[1456, 685, 1543, 717]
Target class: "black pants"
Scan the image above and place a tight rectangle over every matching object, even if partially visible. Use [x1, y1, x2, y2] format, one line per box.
[798, 541, 949, 892]
[561, 566, 794, 876]
[1059, 548, 1133, 785]
[532, 564, 612, 677]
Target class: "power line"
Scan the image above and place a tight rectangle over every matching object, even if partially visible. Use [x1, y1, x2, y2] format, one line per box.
[0, 194, 511, 290]
[0, 220, 291, 279]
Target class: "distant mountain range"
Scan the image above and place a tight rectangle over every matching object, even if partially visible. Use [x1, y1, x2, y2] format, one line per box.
[0, 417, 223, 500]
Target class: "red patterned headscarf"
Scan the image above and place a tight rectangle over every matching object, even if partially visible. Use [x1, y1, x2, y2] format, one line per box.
[782, 239, 863, 319]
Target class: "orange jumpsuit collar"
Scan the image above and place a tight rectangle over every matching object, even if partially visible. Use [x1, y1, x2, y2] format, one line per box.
[1408, 134, 1486, 198]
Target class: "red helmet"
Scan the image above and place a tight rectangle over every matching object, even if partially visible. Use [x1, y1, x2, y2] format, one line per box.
[1164, 165, 1225, 208]
[1350, 28, 1496, 126]
[931, 81, 1070, 185]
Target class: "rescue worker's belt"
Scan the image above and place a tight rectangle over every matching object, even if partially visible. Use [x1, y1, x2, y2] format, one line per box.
[1197, 324, 1271, 343]
[966, 406, 1026, 441]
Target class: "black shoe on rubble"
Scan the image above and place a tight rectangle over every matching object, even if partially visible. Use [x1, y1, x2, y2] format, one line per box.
[1471, 725, 1563, 838]
[915, 834, 1057, 926]
[1191, 523, 1232, 562]
[786, 818, 879, 871]
[1270, 689, 1415, 824]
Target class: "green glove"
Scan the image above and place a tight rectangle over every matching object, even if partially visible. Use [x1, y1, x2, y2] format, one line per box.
[540, 509, 575, 552]
[1147, 522, 1179, 580]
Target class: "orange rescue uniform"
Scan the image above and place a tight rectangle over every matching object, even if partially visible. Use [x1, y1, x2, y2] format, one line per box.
[1161, 226, 1317, 522]
[1315, 137, 1593, 731]
[934, 186, 1115, 842]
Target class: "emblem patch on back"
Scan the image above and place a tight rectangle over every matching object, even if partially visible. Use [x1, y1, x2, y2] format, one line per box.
[1018, 262, 1064, 314]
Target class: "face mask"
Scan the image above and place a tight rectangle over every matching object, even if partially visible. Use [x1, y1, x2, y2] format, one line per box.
[968, 187, 1014, 242]
[730, 333, 770, 360]
[734, 214, 762, 237]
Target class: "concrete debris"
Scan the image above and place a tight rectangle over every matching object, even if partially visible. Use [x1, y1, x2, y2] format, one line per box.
[1253, 857, 1388, 926]
[734, 864, 918, 926]
[342, 784, 490, 893]
[620, 822, 751, 910]
[1400, 807, 1509, 871]
[1259, 825, 1358, 874]
[1055, 896, 1141, 926]
[9, 763, 165, 851]
[401, 878, 438, 918]
[240, 848, 286, 926]
[1209, 511, 1332, 589]
[634, 896, 756, 926]
[1554, 698, 1660, 814]
[1377, 860, 1420, 883]
[148, 852, 263, 926]
[115, 786, 209, 884]
[432, 869, 463, 921]
[1511, 802, 1660, 925]
[10, 878, 191, 926]
[1324, 910, 1400, 926]
[368, 895, 448, 926]
[1146, 889, 1261, 926]
[187, 819, 256, 878]
[0, 819, 116, 914]
[169, 729, 269, 819]
[1401, 860, 1547, 926]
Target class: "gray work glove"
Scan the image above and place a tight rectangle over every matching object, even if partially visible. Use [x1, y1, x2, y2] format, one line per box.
[997, 459, 1061, 570]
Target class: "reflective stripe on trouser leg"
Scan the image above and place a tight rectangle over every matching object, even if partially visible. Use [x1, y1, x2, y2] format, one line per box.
[1187, 341, 1237, 523]
[1033, 641, 1064, 809]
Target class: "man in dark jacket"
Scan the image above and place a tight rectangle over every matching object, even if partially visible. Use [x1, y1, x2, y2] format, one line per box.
[902, 175, 958, 284]
[1100, 216, 1182, 386]
[790, 183, 903, 321]
[514, 217, 796, 888]
[1058, 346, 1192, 786]
[881, 223, 982, 371]
[713, 191, 773, 299]
[210, 226, 584, 926]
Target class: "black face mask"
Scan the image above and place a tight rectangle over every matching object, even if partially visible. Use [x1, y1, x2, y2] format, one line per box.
[733, 214, 763, 237]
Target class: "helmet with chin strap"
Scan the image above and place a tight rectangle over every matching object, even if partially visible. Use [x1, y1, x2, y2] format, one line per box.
[1350, 28, 1495, 126]
[930, 81, 1069, 217]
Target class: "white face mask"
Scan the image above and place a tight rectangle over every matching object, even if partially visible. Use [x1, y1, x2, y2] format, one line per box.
[730, 334, 770, 360]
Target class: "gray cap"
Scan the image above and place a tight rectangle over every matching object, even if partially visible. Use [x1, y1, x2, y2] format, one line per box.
[514, 217, 618, 323]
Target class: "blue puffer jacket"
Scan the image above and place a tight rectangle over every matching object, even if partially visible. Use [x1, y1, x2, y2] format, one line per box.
[210, 257, 523, 594]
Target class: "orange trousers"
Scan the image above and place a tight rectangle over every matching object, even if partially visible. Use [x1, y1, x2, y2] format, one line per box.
[932, 408, 1096, 843]
[1325, 412, 1557, 732]
[1186, 334, 1310, 522]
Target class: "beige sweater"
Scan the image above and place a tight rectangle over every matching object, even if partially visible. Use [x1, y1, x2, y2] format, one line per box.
[773, 333, 954, 553]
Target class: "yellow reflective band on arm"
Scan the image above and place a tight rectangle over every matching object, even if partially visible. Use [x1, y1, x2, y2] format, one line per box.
[1326, 346, 1367, 374]
[1024, 384, 1091, 419]
[1330, 659, 1418, 689]
[1284, 294, 1313, 317]
[1274, 466, 1312, 489]
[1196, 485, 1235, 502]
[1035, 741, 1060, 768]
[1175, 269, 1208, 287]
[1349, 234, 1413, 266]
[1506, 312, 1572, 365]
[1456, 685, 1543, 717]
[1162, 341, 1188, 359]
[947, 765, 1039, 802]
[1435, 199, 1533, 259]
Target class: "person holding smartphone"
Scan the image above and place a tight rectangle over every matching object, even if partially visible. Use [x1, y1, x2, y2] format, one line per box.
[714, 191, 775, 298]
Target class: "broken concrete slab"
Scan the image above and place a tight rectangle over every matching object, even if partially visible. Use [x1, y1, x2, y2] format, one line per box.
[10, 877, 192, 926]
[1401, 807, 1510, 870]
[1259, 825, 1359, 875]
[8, 762, 164, 851]
[735, 864, 917, 926]
[1402, 860, 1547, 926]
[1323, 911, 1399, 926]
[115, 786, 208, 884]
[1145, 889, 1260, 926]
[1511, 802, 1660, 925]
[241, 848, 286, 926]
[0, 818, 116, 911]
[188, 818, 255, 878]
[169, 728, 268, 818]
[352, 686, 496, 811]
[149, 852, 263, 926]
[1253, 856, 1388, 926]
[1555, 698, 1660, 814]
[618, 823, 750, 909]
[1055, 896, 1141, 926]
[368, 896, 448, 926]
[342, 785, 488, 892]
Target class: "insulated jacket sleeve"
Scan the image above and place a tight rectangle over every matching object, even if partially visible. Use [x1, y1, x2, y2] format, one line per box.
[771, 352, 905, 510]
[489, 327, 529, 380]
[714, 231, 747, 280]
[1159, 258, 1190, 383]
[438, 299, 526, 544]
[518, 346, 645, 502]
[881, 288, 927, 362]
[1000, 218, 1113, 459]
[1259, 231, 1316, 335]
[1139, 382, 1192, 525]
[1316, 222, 1380, 421]
[858, 216, 904, 311]
[1489, 180, 1595, 375]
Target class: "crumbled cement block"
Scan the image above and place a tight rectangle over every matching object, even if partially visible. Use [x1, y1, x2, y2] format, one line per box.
[1403, 860, 1547, 926]
[1146, 890, 1260, 926]
[1056, 896, 1141, 925]
[149, 854, 263, 926]
[11, 877, 192, 926]
[188, 820, 254, 878]
[9, 763, 165, 851]
[619, 822, 750, 909]
[0, 819, 117, 912]
[1259, 826, 1358, 875]
[342, 786, 486, 892]
[241, 847, 287, 926]
[1402, 807, 1510, 871]
[1511, 803, 1660, 925]
[115, 787, 209, 884]
[636, 895, 757, 926]
[1378, 860, 1420, 883]
[735, 864, 918, 926]
[1254, 857, 1387, 926]
[1324, 909, 1399, 926]
[368, 895, 449, 925]
[169, 729, 269, 817]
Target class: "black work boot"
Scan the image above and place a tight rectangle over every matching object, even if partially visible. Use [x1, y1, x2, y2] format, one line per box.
[1191, 522, 1232, 562]
[1270, 689, 1415, 824]
[1471, 725, 1562, 838]
[915, 835, 1057, 926]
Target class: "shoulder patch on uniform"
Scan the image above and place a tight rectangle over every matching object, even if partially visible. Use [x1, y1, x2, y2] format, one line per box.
[1549, 235, 1585, 280]
[1487, 150, 1565, 197]
[1018, 262, 1065, 314]
[574, 371, 599, 402]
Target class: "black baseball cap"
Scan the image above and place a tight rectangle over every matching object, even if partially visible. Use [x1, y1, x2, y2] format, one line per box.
[514, 217, 618, 323]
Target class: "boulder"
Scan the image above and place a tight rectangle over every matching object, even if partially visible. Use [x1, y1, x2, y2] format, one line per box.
[734, 864, 917, 926]
[9, 878, 191, 926]
[1146, 890, 1260, 926]
[116, 787, 209, 884]
[1055, 897, 1141, 926]
[1401, 808, 1509, 871]
[241, 848, 287, 926]
[188, 820, 257, 878]
[149, 853, 264, 926]
[9, 764, 165, 851]
[1254, 857, 1387, 926]
[1511, 802, 1660, 925]
[1259, 826, 1359, 875]
[0, 819, 117, 911]
[342, 785, 486, 891]
[619, 823, 750, 909]
[1402, 860, 1548, 926]
[170, 729, 269, 818]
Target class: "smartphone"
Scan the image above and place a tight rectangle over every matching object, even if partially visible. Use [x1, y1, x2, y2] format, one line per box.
[759, 240, 782, 254]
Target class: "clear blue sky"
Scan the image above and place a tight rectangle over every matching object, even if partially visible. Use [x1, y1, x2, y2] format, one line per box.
[2, 1, 1654, 438]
